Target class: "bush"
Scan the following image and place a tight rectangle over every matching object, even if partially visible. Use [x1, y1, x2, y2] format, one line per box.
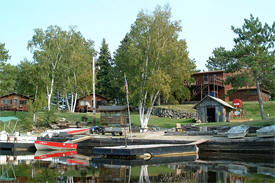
[81, 115, 89, 122]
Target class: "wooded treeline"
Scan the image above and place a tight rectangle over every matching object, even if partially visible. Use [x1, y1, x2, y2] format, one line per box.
[0, 6, 274, 126]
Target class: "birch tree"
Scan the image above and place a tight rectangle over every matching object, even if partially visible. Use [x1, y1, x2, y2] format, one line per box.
[114, 6, 194, 131]
[60, 28, 95, 112]
[28, 26, 68, 110]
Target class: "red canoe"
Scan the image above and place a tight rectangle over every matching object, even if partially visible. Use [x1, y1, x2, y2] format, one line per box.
[34, 140, 77, 151]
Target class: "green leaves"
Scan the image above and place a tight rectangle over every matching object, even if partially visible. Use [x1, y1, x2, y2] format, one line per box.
[113, 5, 194, 106]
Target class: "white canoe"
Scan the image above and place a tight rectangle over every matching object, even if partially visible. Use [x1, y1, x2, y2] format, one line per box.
[41, 128, 89, 138]
[227, 125, 249, 139]
[34, 140, 77, 151]
[256, 125, 275, 138]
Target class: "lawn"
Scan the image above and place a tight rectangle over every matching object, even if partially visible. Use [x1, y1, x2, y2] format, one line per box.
[0, 101, 274, 132]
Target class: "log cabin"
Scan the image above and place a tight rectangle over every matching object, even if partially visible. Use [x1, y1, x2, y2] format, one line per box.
[0, 93, 30, 112]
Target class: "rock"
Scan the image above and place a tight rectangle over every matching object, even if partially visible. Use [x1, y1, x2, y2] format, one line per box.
[152, 107, 196, 119]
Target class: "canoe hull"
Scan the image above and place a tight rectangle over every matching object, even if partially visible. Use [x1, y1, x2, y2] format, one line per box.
[34, 140, 77, 151]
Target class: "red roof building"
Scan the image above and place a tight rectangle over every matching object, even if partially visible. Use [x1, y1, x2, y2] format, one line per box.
[190, 71, 270, 102]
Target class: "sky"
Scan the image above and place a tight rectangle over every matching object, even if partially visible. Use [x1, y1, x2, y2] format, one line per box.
[1, 0, 274, 71]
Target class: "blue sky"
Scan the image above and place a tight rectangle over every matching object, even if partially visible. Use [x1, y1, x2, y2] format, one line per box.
[1, 0, 274, 70]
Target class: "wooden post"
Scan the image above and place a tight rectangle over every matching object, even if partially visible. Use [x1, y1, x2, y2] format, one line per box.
[200, 83, 203, 100]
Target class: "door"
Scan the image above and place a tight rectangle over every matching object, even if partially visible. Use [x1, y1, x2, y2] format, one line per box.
[207, 107, 216, 122]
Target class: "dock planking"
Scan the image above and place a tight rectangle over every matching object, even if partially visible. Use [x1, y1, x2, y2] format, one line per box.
[0, 141, 35, 152]
[92, 143, 199, 159]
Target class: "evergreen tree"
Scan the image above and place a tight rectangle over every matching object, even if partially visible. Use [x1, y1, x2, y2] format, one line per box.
[96, 38, 114, 101]
[206, 15, 275, 119]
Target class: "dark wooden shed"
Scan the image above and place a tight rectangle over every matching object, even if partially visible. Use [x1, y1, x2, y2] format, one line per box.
[98, 106, 129, 126]
[194, 95, 234, 123]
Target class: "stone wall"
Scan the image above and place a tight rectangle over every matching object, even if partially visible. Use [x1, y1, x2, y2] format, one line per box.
[152, 107, 197, 119]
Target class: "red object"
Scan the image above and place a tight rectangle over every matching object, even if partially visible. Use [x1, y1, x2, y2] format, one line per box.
[35, 140, 78, 150]
[34, 150, 77, 160]
[232, 99, 243, 108]
[66, 128, 89, 135]
[66, 159, 89, 165]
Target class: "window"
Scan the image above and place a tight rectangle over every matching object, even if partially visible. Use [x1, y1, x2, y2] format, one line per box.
[14, 99, 18, 107]
[19, 100, 27, 105]
[7, 100, 12, 105]
[1, 100, 5, 104]
[203, 75, 208, 82]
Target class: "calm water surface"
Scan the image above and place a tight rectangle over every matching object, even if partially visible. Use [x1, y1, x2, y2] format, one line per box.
[0, 151, 274, 183]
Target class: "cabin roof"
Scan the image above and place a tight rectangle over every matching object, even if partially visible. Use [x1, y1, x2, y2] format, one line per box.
[77, 93, 108, 101]
[194, 95, 234, 109]
[98, 105, 128, 112]
[0, 92, 30, 99]
[192, 70, 224, 75]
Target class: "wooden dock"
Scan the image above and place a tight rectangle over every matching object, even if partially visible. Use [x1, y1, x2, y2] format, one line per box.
[0, 141, 35, 152]
[92, 141, 205, 159]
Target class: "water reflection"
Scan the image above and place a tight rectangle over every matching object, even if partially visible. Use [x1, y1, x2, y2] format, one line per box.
[0, 151, 274, 183]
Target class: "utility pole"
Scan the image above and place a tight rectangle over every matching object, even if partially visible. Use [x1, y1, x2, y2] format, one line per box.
[92, 57, 96, 125]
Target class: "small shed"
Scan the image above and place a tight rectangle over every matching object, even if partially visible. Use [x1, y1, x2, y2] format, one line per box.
[194, 95, 234, 123]
[0, 93, 30, 112]
[98, 105, 129, 126]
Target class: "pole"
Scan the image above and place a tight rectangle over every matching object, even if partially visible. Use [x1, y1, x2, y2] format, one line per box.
[124, 73, 132, 139]
[92, 57, 96, 125]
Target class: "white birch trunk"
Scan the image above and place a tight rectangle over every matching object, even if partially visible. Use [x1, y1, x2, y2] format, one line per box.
[65, 94, 70, 111]
[46, 77, 55, 111]
[70, 93, 74, 112]
[72, 93, 77, 113]
[139, 91, 159, 133]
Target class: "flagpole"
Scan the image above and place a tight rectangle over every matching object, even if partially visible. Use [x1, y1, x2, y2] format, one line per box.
[124, 73, 132, 139]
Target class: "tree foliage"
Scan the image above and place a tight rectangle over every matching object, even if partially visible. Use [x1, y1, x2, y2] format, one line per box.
[0, 42, 10, 63]
[206, 14, 275, 119]
[96, 38, 114, 101]
[113, 5, 195, 130]
[27, 25, 95, 111]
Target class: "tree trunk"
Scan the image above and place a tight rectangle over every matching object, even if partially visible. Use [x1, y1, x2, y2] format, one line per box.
[65, 94, 70, 111]
[72, 92, 77, 113]
[139, 91, 159, 133]
[256, 79, 266, 120]
[47, 78, 55, 111]
[33, 113, 37, 124]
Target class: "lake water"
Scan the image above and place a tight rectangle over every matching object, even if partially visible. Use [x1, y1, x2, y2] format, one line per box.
[0, 151, 274, 183]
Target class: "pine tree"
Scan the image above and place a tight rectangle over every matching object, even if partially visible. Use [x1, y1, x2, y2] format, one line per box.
[96, 38, 114, 102]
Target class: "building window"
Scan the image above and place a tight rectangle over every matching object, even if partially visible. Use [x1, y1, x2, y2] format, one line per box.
[1, 100, 5, 104]
[20, 100, 27, 105]
[203, 75, 208, 82]
[7, 100, 12, 106]
[80, 100, 91, 107]
[14, 99, 18, 107]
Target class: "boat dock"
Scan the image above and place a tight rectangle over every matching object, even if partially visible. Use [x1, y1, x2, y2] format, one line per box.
[92, 140, 208, 159]
[0, 141, 35, 152]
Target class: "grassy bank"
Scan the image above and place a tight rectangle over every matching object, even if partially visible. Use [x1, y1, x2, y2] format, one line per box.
[0, 101, 274, 132]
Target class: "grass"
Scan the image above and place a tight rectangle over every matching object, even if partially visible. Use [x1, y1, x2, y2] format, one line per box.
[0, 101, 274, 131]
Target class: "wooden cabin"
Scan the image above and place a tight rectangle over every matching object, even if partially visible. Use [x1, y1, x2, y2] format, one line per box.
[194, 95, 234, 123]
[75, 94, 108, 112]
[98, 105, 129, 126]
[190, 70, 271, 101]
[0, 93, 30, 112]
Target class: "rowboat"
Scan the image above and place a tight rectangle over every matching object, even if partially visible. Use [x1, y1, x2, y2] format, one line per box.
[35, 135, 93, 151]
[41, 128, 89, 138]
[34, 140, 77, 151]
[227, 125, 249, 139]
[256, 125, 275, 138]
[34, 150, 77, 160]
